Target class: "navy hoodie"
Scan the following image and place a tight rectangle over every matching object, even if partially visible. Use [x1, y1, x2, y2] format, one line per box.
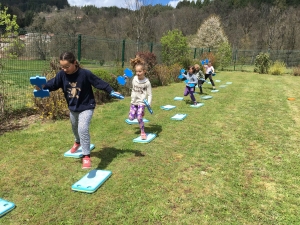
[43, 68, 113, 112]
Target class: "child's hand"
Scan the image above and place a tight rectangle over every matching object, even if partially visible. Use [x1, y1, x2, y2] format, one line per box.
[34, 85, 43, 91]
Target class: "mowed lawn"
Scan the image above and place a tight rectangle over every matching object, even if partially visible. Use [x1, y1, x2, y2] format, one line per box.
[1, 71, 300, 224]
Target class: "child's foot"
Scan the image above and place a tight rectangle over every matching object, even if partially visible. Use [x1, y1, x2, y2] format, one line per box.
[141, 132, 147, 140]
[194, 101, 198, 105]
[70, 142, 81, 153]
[212, 86, 216, 90]
[82, 156, 91, 169]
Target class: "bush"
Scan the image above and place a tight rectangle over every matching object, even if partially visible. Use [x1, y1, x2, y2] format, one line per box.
[91, 68, 120, 104]
[135, 52, 157, 71]
[161, 29, 190, 66]
[152, 63, 182, 86]
[269, 60, 286, 75]
[254, 53, 271, 74]
[181, 58, 194, 70]
[216, 41, 232, 70]
[292, 65, 300, 76]
[200, 52, 216, 69]
[134, 51, 157, 82]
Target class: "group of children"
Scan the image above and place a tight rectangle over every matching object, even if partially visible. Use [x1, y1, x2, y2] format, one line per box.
[181, 61, 216, 105]
[37, 51, 213, 169]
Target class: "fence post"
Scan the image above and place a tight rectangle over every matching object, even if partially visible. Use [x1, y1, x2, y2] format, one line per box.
[150, 42, 153, 53]
[194, 48, 197, 59]
[233, 49, 237, 71]
[77, 34, 82, 62]
[122, 39, 126, 68]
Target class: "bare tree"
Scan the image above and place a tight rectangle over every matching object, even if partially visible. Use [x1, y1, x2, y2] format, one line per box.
[125, 0, 152, 52]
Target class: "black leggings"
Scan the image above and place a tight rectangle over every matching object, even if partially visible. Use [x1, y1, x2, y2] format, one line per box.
[198, 74, 215, 92]
[205, 74, 215, 86]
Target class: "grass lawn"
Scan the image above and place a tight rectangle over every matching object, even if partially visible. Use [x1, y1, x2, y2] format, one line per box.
[1, 71, 300, 224]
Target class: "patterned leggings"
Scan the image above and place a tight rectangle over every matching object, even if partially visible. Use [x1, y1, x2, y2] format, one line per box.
[128, 104, 145, 133]
[70, 109, 94, 155]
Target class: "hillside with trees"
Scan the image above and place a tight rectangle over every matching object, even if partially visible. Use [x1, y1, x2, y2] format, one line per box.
[3, 0, 300, 51]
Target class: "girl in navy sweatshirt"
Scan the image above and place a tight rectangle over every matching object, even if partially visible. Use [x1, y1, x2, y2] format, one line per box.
[42, 52, 118, 169]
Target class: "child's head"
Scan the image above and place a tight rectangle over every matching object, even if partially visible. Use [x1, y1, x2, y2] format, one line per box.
[208, 61, 212, 66]
[59, 52, 79, 74]
[194, 64, 200, 71]
[187, 65, 196, 74]
[130, 57, 147, 80]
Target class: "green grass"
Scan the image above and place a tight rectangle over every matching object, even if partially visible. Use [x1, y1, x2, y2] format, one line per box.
[1, 71, 300, 224]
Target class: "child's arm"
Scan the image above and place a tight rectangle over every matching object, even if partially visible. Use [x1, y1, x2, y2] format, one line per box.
[89, 71, 113, 93]
[42, 73, 63, 92]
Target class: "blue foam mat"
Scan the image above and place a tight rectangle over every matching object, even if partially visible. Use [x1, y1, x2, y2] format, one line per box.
[174, 97, 184, 101]
[64, 144, 95, 158]
[226, 82, 232, 84]
[190, 103, 204, 108]
[125, 118, 149, 124]
[211, 90, 219, 93]
[0, 198, 15, 217]
[171, 113, 187, 120]
[133, 133, 156, 143]
[215, 80, 221, 82]
[219, 85, 227, 88]
[201, 95, 213, 100]
[160, 105, 176, 110]
[72, 170, 112, 193]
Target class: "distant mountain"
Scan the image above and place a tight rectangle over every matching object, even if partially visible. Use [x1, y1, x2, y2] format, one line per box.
[1, 0, 69, 12]
[1, 0, 70, 28]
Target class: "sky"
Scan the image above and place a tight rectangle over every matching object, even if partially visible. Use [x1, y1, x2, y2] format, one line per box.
[67, 0, 191, 9]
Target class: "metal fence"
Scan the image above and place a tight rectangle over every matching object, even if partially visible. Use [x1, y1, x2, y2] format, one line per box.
[1, 33, 300, 114]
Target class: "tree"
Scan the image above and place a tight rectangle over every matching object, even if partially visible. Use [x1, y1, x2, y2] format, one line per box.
[0, 4, 19, 37]
[189, 15, 228, 50]
[125, 0, 151, 52]
[216, 41, 232, 70]
[0, 4, 21, 114]
[160, 29, 190, 66]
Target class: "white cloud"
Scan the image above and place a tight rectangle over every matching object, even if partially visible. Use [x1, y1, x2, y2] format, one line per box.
[168, 0, 180, 8]
[67, 0, 195, 8]
[68, 0, 127, 8]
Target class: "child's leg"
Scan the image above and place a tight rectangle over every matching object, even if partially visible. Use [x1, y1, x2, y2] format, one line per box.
[208, 74, 215, 86]
[128, 104, 138, 120]
[70, 111, 80, 143]
[198, 80, 203, 93]
[78, 109, 94, 156]
[183, 86, 189, 96]
[189, 87, 196, 102]
[137, 104, 145, 133]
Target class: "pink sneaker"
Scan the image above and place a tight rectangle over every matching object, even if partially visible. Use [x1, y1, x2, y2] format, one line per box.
[141, 132, 147, 140]
[82, 156, 91, 169]
[70, 142, 81, 153]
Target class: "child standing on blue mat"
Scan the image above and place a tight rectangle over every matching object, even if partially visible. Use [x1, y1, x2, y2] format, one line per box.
[181, 66, 198, 105]
[128, 57, 152, 140]
[36, 52, 120, 169]
[203, 61, 216, 90]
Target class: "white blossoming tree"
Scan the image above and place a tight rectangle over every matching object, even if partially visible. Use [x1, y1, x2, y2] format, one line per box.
[190, 15, 228, 49]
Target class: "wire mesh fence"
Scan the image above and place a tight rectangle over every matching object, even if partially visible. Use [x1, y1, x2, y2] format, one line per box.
[1, 33, 299, 116]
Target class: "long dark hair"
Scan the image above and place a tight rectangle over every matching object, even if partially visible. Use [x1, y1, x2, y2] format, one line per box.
[187, 65, 196, 74]
[59, 52, 80, 68]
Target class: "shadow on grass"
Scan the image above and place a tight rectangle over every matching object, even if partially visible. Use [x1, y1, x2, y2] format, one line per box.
[133, 123, 162, 135]
[91, 147, 145, 170]
[0, 108, 39, 135]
